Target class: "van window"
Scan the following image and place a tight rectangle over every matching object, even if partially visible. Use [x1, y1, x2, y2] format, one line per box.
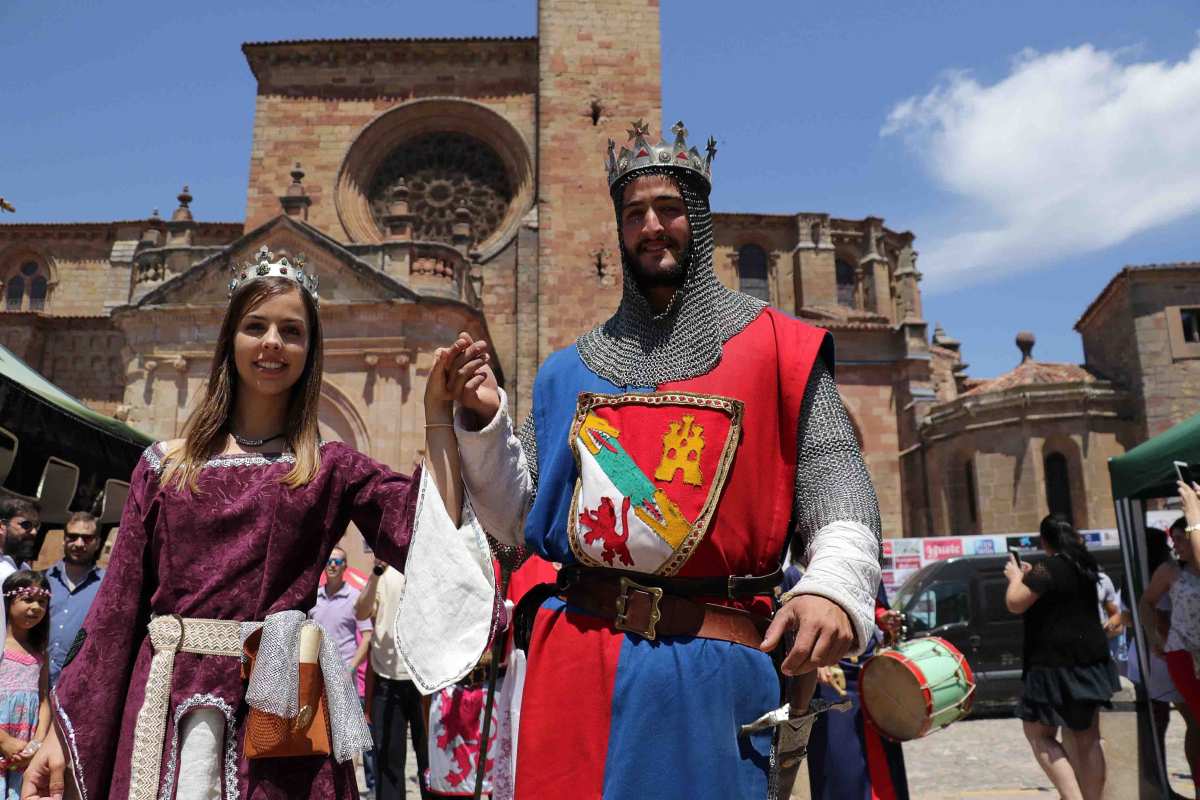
[981, 577, 1014, 622]
[905, 580, 969, 633]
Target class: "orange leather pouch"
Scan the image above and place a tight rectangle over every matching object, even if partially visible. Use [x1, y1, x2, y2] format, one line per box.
[241, 628, 333, 759]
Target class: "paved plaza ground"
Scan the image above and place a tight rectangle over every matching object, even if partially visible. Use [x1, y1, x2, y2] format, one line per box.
[383, 709, 1194, 798]
[797, 710, 1194, 800]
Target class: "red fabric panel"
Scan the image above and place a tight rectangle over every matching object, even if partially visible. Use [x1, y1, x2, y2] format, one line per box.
[1166, 649, 1200, 720]
[660, 309, 828, 602]
[863, 718, 898, 800]
[514, 604, 625, 799]
[506, 556, 559, 605]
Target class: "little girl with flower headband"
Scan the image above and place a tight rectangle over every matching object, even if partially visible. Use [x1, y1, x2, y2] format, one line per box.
[0, 571, 50, 799]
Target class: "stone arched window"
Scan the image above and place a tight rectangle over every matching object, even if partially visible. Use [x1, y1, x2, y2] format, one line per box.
[3, 259, 50, 312]
[1044, 452, 1074, 525]
[947, 456, 979, 534]
[737, 244, 770, 302]
[835, 259, 856, 308]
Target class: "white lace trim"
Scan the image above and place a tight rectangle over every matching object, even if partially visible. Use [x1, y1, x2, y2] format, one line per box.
[52, 687, 89, 800]
[160, 693, 238, 800]
[142, 441, 330, 475]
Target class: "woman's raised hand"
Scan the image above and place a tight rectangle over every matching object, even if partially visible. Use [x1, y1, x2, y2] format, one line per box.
[1178, 479, 1200, 527]
[424, 346, 457, 424]
[447, 332, 501, 430]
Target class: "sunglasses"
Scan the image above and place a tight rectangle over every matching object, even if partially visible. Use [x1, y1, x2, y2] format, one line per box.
[64, 532, 98, 543]
[326, 558, 346, 567]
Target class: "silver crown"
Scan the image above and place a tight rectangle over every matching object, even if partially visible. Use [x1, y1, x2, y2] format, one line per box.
[228, 245, 320, 307]
[605, 120, 717, 191]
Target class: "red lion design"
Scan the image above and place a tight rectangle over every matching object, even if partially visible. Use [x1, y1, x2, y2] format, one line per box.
[579, 496, 635, 566]
[435, 689, 494, 787]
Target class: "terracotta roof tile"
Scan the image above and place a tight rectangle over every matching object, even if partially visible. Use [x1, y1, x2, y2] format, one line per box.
[962, 360, 1097, 397]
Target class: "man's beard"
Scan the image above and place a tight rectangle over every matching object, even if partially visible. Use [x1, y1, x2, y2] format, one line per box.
[626, 240, 688, 289]
[65, 551, 97, 567]
[6, 537, 37, 563]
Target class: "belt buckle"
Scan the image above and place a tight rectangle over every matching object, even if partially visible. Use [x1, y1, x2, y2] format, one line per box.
[614, 576, 664, 640]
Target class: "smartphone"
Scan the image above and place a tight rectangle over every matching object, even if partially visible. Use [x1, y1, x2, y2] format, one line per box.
[1008, 547, 1023, 566]
[1175, 460, 1195, 487]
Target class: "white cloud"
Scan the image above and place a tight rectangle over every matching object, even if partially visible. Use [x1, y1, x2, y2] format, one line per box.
[882, 39, 1200, 292]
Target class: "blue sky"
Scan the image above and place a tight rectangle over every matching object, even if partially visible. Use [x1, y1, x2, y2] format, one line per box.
[3, 0, 1198, 378]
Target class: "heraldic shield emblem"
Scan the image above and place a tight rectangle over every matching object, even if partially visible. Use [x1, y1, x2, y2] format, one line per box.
[566, 391, 744, 576]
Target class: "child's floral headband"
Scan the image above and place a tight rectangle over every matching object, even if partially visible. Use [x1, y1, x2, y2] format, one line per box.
[4, 586, 49, 601]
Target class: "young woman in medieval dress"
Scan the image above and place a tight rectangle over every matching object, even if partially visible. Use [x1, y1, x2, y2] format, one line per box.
[21, 249, 436, 800]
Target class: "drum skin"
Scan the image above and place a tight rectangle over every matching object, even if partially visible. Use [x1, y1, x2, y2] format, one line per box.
[859, 636, 976, 741]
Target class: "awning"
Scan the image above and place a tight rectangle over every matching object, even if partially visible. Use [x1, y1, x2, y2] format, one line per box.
[1108, 412, 1200, 500]
[1105, 413, 1200, 797]
[0, 343, 152, 448]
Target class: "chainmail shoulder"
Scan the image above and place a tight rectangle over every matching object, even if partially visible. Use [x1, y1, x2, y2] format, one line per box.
[792, 359, 882, 560]
[576, 167, 765, 386]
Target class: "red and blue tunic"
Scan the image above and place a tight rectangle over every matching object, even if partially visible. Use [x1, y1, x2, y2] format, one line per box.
[513, 308, 828, 799]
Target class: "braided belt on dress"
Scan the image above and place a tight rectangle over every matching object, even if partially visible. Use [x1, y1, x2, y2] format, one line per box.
[127, 612, 372, 800]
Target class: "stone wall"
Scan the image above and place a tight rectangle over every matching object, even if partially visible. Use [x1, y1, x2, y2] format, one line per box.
[1129, 274, 1200, 437]
[922, 390, 1135, 535]
[242, 39, 538, 240]
[838, 363, 905, 537]
[535, 0, 662, 357]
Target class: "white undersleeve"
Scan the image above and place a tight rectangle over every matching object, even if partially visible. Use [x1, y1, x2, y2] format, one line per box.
[176, 708, 224, 800]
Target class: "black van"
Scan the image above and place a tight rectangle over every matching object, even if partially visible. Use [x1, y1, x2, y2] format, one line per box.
[889, 546, 1126, 713]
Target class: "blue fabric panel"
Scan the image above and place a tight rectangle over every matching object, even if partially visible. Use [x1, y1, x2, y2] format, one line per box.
[522, 345, 651, 563]
[601, 635, 776, 799]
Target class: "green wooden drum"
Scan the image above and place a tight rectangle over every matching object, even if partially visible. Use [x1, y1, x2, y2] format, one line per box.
[859, 636, 976, 741]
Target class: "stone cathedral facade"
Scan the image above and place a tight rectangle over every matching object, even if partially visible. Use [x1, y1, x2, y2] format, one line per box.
[6, 0, 1182, 542]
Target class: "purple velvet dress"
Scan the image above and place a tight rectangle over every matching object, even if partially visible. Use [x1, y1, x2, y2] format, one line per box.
[50, 441, 420, 799]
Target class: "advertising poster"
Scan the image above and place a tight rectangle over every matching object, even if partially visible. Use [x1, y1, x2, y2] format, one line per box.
[1006, 534, 1039, 551]
[923, 538, 963, 561]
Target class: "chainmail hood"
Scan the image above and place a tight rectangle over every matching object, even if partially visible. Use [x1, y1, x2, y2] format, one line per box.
[575, 167, 765, 386]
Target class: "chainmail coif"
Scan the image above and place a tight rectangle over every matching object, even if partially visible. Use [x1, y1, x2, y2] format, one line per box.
[519, 163, 882, 549]
[575, 167, 766, 387]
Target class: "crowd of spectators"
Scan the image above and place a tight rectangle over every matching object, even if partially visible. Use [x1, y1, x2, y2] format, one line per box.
[0, 500, 106, 798]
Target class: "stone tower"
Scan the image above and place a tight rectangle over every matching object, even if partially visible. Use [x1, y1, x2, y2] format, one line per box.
[535, 0, 663, 359]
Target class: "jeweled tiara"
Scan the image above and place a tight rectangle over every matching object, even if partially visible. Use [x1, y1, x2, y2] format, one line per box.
[228, 245, 320, 307]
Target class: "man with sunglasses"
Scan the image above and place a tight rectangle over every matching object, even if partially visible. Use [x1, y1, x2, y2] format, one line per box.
[47, 511, 106, 686]
[310, 546, 375, 795]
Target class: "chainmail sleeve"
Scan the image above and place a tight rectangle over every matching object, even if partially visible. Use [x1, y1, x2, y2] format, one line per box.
[787, 359, 883, 654]
[515, 410, 539, 497]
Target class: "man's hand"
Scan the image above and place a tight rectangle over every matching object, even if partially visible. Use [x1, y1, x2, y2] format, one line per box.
[760, 594, 855, 676]
[20, 727, 65, 800]
[447, 332, 501, 430]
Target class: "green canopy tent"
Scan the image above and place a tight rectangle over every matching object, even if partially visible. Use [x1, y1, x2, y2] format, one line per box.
[1108, 412, 1200, 798]
[0, 343, 152, 528]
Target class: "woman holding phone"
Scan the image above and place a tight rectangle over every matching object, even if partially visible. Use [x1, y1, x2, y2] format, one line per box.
[1004, 515, 1118, 800]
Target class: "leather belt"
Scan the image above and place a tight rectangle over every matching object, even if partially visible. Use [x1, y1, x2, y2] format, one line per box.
[558, 564, 783, 599]
[563, 574, 769, 648]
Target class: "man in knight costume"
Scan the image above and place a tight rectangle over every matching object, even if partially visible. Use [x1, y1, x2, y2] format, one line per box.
[399, 121, 881, 799]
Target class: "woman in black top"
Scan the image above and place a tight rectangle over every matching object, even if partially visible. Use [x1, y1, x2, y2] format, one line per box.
[1004, 515, 1119, 800]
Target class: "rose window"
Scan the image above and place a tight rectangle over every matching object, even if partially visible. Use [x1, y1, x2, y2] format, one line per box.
[369, 132, 513, 245]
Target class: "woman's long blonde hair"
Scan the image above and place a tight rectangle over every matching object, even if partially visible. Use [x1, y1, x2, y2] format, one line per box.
[162, 276, 324, 492]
